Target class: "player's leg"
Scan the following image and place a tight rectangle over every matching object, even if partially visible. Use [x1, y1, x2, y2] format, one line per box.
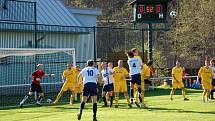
[108, 91, 114, 107]
[210, 88, 215, 99]
[130, 81, 135, 104]
[78, 96, 87, 120]
[206, 89, 210, 102]
[134, 84, 138, 104]
[108, 84, 114, 107]
[180, 82, 189, 100]
[19, 91, 34, 107]
[203, 89, 206, 102]
[170, 82, 177, 100]
[114, 84, 120, 108]
[36, 92, 44, 105]
[53, 84, 68, 104]
[20, 83, 37, 107]
[70, 90, 75, 105]
[77, 83, 90, 120]
[102, 85, 108, 107]
[92, 96, 98, 121]
[53, 89, 65, 104]
[123, 91, 131, 108]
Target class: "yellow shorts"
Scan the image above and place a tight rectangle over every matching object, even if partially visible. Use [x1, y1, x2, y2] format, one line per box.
[114, 81, 128, 92]
[202, 81, 212, 90]
[172, 81, 184, 89]
[75, 85, 83, 93]
[61, 83, 77, 92]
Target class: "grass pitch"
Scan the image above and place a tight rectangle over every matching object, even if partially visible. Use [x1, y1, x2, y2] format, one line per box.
[0, 87, 215, 121]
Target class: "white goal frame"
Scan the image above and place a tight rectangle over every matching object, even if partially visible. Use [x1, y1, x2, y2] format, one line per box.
[0, 48, 77, 101]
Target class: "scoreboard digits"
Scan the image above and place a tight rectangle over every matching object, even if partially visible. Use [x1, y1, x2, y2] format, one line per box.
[134, 3, 168, 23]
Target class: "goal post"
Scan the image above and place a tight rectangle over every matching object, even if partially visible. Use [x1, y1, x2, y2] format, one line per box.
[0, 48, 76, 108]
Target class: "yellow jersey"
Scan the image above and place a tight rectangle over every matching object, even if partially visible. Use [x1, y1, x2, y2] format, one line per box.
[141, 64, 150, 81]
[172, 67, 183, 82]
[62, 68, 78, 84]
[113, 67, 129, 83]
[198, 66, 213, 83]
[134, 55, 142, 60]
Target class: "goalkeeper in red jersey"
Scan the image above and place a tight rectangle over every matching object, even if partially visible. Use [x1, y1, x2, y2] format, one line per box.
[19, 64, 55, 107]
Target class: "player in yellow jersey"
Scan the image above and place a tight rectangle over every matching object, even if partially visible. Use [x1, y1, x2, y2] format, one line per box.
[137, 62, 151, 107]
[198, 59, 214, 102]
[113, 60, 131, 108]
[53, 64, 78, 104]
[170, 60, 189, 101]
[75, 66, 83, 101]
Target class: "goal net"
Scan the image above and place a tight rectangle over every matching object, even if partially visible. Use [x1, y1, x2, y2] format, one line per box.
[0, 48, 76, 108]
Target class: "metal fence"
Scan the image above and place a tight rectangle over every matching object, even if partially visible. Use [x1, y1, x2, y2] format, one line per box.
[0, 22, 144, 66]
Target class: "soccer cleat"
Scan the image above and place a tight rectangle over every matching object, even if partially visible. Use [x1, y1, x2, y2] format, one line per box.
[36, 101, 41, 106]
[19, 102, 24, 108]
[115, 105, 118, 108]
[128, 104, 132, 108]
[134, 102, 140, 108]
[140, 103, 148, 109]
[102, 104, 108, 107]
[170, 98, 173, 100]
[130, 98, 133, 104]
[77, 113, 82, 120]
[184, 98, 189, 101]
[93, 117, 97, 121]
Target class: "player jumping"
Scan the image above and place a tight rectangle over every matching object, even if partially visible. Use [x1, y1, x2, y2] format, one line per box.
[127, 51, 144, 108]
[19, 64, 54, 107]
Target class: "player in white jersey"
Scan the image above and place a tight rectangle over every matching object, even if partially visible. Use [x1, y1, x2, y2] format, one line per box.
[101, 62, 114, 107]
[127, 51, 144, 108]
[77, 60, 102, 121]
[210, 59, 215, 99]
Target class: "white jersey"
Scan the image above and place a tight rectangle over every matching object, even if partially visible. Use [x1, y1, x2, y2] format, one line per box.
[79, 67, 100, 85]
[101, 67, 114, 85]
[210, 66, 215, 79]
[127, 57, 142, 75]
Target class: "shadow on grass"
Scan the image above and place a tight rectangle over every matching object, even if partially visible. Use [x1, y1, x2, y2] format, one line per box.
[148, 107, 215, 115]
[145, 88, 202, 97]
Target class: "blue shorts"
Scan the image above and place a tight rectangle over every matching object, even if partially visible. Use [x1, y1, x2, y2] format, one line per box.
[131, 74, 141, 85]
[83, 82, 98, 97]
[103, 83, 114, 92]
[212, 79, 215, 86]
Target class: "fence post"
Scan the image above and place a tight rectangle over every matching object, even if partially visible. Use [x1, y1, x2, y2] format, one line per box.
[141, 29, 144, 61]
[34, 2, 37, 48]
[93, 26, 96, 62]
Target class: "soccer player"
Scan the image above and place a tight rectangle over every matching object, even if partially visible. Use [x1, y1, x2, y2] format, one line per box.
[19, 64, 54, 107]
[77, 60, 101, 121]
[130, 48, 143, 105]
[127, 51, 144, 108]
[113, 60, 131, 108]
[101, 62, 114, 107]
[198, 59, 214, 102]
[209, 59, 215, 99]
[138, 62, 151, 107]
[53, 64, 78, 104]
[170, 60, 189, 101]
[75, 66, 83, 101]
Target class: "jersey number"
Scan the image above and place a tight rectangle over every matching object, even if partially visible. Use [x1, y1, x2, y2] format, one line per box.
[87, 70, 93, 76]
[133, 63, 136, 67]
